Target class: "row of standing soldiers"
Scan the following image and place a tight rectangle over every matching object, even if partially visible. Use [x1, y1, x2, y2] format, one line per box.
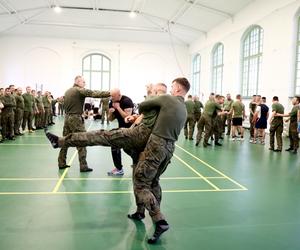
[0, 86, 57, 142]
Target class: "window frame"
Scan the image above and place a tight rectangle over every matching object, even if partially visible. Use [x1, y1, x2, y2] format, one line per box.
[241, 25, 264, 98]
[82, 53, 111, 90]
[191, 53, 201, 96]
[211, 43, 224, 94]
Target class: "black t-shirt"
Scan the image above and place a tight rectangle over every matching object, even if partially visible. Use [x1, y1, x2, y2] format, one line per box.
[109, 95, 134, 128]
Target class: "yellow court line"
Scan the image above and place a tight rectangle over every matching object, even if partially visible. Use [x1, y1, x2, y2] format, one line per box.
[173, 154, 220, 190]
[0, 188, 247, 196]
[175, 144, 248, 191]
[0, 176, 227, 181]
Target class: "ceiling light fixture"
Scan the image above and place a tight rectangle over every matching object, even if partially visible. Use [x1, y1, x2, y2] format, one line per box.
[53, 5, 62, 13]
[129, 11, 137, 18]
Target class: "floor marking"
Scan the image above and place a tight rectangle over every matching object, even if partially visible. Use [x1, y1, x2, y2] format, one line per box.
[51, 122, 94, 192]
[173, 154, 220, 190]
[0, 176, 227, 181]
[0, 188, 246, 195]
[175, 144, 248, 191]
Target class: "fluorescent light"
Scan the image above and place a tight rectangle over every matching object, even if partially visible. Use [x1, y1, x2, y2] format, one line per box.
[53, 5, 62, 13]
[129, 11, 137, 18]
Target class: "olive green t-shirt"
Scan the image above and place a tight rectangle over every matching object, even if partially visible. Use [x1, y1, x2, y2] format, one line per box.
[203, 100, 221, 117]
[224, 99, 233, 111]
[194, 100, 203, 114]
[185, 100, 195, 115]
[272, 102, 284, 122]
[232, 101, 245, 118]
[22, 93, 35, 112]
[290, 105, 299, 122]
[139, 94, 187, 141]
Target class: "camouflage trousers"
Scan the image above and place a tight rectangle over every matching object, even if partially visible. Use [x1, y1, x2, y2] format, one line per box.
[43, 107, 51, 127]
[212, 116, 223, 142]
[22, 111, 33, 131]
[184, 114, 195, 139]
[63, 123, 152, 164]
[1, 109, 14, 138]
[133, 134, 175, 223]
[249, 114, 255, 138]
[222, 113, 232, 135]
[288, 121, 299, 150]
[196, 114, 212, 144]
[269, 121, 283, 150]
[58, 114, 88, 170]
[14, 108, 23, 134]
[35, 109, 44, 128]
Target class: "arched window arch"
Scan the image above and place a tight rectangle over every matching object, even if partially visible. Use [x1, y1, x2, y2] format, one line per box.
[191, 54, 201, 95]
[211, 43, 224, 94]
[295, 17, 300, 94]
[241, 25, 263, 97]
[82, 53, 111, 90]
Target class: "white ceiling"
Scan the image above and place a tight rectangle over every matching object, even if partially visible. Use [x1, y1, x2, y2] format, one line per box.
[0, 0, 254, 45]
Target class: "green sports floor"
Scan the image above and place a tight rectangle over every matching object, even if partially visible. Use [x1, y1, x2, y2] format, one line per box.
[0, 116, 300, 250]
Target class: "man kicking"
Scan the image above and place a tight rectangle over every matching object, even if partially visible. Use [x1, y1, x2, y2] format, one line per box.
[45, 78, 190, 244]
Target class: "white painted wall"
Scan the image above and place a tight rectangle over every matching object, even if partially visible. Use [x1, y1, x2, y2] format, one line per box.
[189, 0, 300, 112]
[0, 36, 189, 103]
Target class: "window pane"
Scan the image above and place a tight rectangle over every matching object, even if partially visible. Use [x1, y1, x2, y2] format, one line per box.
[92, 55, 102, 71]
[83, 71, 91, 89]
[192, 54, 201, 95]
[83, 57, 90, 70]
[91, 72, 101, 90]
[241, 26, 263, 97]
[102, 72, 110, 90]
[103, 57, 110, 71]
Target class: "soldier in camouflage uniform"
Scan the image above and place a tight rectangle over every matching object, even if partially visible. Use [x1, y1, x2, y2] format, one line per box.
[22, 86, 35, 133]
[249, 95, 257, 141]
[269, 96, 284, 152]
[130, 78, 190, 244]
[100, 97, 110, 125]
[195, 96, 223, 147]
[276, 96, 300, 153]
[57, 75, 110, 172]
[193, 96, 203, 128]
[42, 91, 51, 128]
[1, 88, 16, 140]
[212, 95, 225, 146]
[14, 88, 24, 135]
[184, 95, 195, 140]
[35, 90, 45, 129]
[223, 94, 233, 135]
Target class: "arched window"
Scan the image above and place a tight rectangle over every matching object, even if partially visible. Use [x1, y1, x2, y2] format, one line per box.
[191, 54, 201, 95]
[211, 43, 224, 94]
[241, 26, 263, 97]
[295, 17, 300, 94]
[82, 53, 111, 90]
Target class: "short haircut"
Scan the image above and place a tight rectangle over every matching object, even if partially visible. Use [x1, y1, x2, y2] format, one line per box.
[262, 97, 266, 101]
[272, 96, 279, 101]
[156, 82, 167, 89]
[74, 75, 82, 83]
[173, 77, 190, 92]
[236, 94, 241, 99]
[188, 94, 193, 98]
[295, 96, 300, 103]
[252, 94, 257, 97]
